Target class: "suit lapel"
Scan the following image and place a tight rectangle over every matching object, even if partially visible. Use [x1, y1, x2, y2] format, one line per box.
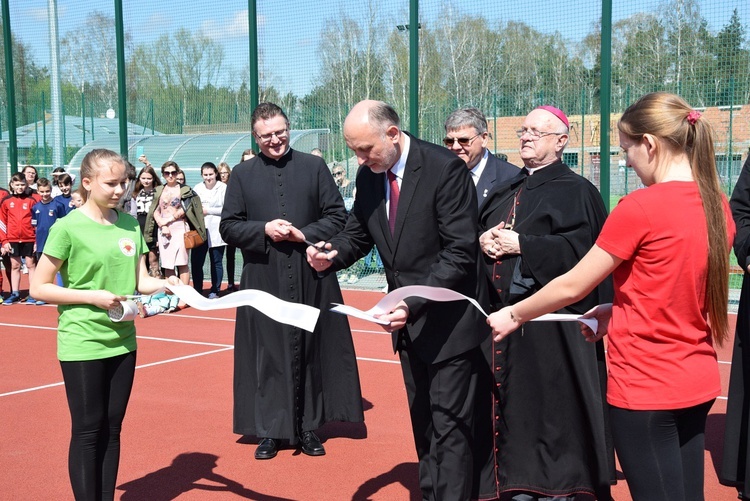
[390, 139, 421, 253]
[476, 164, 495, 208]
[375, 171, 393, 250]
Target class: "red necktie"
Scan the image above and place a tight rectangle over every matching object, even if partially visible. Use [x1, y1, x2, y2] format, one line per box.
[387, 169, 400, 234]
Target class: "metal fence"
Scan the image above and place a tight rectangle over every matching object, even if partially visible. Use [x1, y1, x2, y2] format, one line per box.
[2, 0, 749, 292]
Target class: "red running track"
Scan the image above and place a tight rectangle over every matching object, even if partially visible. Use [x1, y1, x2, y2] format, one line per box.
[0, 286, 739, 500]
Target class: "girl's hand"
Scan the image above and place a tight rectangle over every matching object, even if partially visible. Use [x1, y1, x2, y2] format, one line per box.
[580, 303, 612, 342]
[161, 226, 171, 238]
[487, 306, 521, 342]
[89, 290, 125, 310]
[164, 275, 182, 295]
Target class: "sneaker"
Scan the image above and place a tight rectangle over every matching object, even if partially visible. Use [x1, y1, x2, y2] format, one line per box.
[3, 293, 20, 305]
[208, 292, 219, 299]
[25, 296, 37, 304]
[35, 299, 47, 306]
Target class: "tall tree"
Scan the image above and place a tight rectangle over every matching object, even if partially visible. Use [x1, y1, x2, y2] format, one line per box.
[713, 9, 750, 106]
[60, 12, 130, 111]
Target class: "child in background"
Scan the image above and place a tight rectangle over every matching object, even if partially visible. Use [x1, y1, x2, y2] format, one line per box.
[31, 178, 68, 304]
[54, 173, 75, 214]
[30, 149, 178, 501]
[50, 167, 77, 198]
[0, 173, 40, 304]
[70, 190, 84, 208]
[0, 185, 9, 296]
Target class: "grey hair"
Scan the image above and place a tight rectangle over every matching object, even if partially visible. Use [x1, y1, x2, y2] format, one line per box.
[368, 101, 401, 133]
[444, 107, 488, 134]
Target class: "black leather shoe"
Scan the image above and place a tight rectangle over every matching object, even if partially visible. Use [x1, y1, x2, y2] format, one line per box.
[300, 431, 326, 456]
[255, 438, 278, 460]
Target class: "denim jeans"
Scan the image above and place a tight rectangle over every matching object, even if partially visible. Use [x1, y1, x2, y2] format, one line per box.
[190, 243, 225, 294]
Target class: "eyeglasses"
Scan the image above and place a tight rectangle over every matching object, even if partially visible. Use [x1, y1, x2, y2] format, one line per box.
[443, 133, 480, 147]
[255, 128, 289, 143]
[516, 128, 565, 140]
[333, 172, 345, 177]
[163, 170, 178, 177]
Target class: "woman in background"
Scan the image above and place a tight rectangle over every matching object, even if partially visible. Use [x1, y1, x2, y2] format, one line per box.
[217, 162, 239, 291]
[144, 161, 205, 302]
[131, 165, 162, 277]
[191, 162, 227, 298]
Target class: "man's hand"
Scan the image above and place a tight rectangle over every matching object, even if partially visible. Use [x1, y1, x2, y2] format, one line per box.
[306, 242, 336, 273]
[375, 301, 409, 333]
[480, 221, 520, 258]
[286, 225, 305, 243]
[265, 219, 293, 242]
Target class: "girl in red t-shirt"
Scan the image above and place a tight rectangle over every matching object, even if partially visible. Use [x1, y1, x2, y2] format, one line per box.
[486, 92, 733, 501]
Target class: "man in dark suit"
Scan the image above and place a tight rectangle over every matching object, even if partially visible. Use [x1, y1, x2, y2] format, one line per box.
[443, 107, 519, 210]
[307, 100, 491, 501]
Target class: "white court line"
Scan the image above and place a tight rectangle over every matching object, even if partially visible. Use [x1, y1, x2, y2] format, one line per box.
[0, 347, 234, 398]
[137, 335, 232, 348]
[163, 313, 235, 322]
[1, 322, 57, 331]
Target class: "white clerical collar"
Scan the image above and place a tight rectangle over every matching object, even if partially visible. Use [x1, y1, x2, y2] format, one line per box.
[525, 161, 553, 175]
[469, 149, 489, 185]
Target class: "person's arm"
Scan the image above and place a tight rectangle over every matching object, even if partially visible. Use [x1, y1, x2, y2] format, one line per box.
[730, 157, 750, 271]
[487, 244, 622, 341]
[31, 254, 124, 310]
[296, 160, 347, 242]
[219, 167, 271, 254]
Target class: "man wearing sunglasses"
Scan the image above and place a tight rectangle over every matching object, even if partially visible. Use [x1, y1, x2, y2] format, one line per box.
[475, 106, 614, 500]
[443, 107, 519, 209]
[220, 102, 363, 462]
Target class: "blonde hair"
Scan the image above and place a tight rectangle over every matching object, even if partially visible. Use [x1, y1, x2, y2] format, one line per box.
[80, 148, 126, 181]
[618, 92, 729, 346]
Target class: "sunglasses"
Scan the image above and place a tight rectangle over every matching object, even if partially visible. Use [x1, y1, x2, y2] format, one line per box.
[163, 170, 178, 176]
[442, 133, 480, 147]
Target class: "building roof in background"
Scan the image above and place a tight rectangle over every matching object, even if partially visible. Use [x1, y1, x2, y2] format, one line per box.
[1, 115, 160, 148]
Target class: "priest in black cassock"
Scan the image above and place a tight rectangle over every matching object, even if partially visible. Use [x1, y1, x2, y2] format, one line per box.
[723, 153, 750, 500]
[219, 103, 364, 461]
[476, 106, 615, 500]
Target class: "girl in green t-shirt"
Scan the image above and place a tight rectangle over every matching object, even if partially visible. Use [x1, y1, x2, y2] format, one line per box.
[31, 149, 179, 501]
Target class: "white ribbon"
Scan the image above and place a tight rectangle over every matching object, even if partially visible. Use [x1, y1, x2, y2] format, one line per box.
[167, 284, 320, 332]
[532, 313, 598, 333]
[330, 285, 488, 325]
[328, 284, 599, 332]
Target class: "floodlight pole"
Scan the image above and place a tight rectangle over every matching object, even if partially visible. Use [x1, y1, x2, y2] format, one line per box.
[115, 0, 129, 158]
[48, 0, 65, 169]
[408, 0, 418, 136]
[2, 0, 18, 173]
[248, 0, 259, 148]
[600, 0, 612, 209]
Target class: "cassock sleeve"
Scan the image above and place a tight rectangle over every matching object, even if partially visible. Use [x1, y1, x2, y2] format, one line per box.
[219, 164, 268, 254]
[518, 181, 608, 290]
[730, 156, 750, 269]
[297, 160, 347, 242]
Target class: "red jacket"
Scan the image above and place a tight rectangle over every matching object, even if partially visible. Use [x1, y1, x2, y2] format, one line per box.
[0, 193, 39, 244]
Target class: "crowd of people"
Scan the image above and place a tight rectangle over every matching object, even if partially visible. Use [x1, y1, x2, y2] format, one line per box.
[3, 92, 749, 501]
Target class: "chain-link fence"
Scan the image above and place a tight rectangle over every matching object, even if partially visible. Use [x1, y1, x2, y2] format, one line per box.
[2, 0, 749, 293]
